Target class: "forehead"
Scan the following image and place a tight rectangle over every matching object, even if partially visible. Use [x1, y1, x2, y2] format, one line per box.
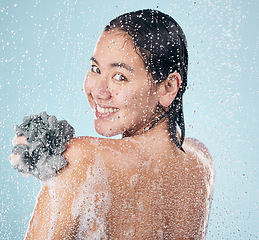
[93, 30, 145, 68]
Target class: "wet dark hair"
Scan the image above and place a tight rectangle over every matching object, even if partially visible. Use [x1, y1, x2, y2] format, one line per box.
[105, 9, 188, 152]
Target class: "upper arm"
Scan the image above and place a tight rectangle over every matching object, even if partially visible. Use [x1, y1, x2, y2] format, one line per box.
[25, 137, 93, 240]
[25, 184, 78, 240]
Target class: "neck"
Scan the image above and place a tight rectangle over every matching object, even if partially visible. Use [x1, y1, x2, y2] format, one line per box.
[126, 118, 174, 150]
[122, 110, 169, 138]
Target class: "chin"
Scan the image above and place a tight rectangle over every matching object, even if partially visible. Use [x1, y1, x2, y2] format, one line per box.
[95, 125, 119, 138]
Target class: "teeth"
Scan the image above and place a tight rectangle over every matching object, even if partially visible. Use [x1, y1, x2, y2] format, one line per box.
[96, 105, 119, 114]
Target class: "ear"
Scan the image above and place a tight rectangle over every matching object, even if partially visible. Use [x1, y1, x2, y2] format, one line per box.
[158, 72, 181, 108]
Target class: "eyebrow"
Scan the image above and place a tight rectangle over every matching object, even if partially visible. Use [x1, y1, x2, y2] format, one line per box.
[90, 57, 134, 73]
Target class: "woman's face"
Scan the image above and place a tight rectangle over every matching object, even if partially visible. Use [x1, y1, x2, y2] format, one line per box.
[84, 30, 161, 137]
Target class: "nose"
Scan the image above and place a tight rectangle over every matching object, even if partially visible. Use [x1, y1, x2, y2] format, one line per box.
[84, 74, 112, 101]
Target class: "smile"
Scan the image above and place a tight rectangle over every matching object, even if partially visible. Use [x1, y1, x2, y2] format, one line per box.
[94, 104, 120, 119]
[96, 104, 119, 113]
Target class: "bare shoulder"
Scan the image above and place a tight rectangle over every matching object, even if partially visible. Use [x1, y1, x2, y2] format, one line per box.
[63, 136, 112, 165]
[63, 136, 99, 159]
[61, 136, 129, 176]
[183, 137, 214, 175]
[55, 136, 105, 183]
[170, 137, 215, 205]
[163, 138, 215, 238]
[64, 136, 138, 166]
[178, 137, 215, 207]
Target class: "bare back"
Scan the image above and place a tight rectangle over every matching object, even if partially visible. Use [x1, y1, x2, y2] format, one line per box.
[25, 128, 214, 239]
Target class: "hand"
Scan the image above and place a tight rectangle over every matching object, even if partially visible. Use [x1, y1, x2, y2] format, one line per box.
[9, 136, 32, 178]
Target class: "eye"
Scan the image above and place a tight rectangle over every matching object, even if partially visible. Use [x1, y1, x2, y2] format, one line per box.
[91, 65, 100, 74]
[113, 73, 128, 82]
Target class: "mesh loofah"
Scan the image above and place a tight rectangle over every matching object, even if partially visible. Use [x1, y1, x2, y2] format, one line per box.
[12, 112, 75, 180]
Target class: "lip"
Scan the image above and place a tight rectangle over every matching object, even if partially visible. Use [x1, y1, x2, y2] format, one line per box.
[94, 103, 119, 119]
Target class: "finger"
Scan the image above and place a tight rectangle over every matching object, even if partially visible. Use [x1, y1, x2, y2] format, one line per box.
[9, 154, 32, 178]
[12, 136, 28, 146]
[9, 153, 21, 166]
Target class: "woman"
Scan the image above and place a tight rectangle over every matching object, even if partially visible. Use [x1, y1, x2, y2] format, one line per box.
[10, 9, 214, 239]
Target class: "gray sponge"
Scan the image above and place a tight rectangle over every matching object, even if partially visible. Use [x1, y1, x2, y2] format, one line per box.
[12, 112, 75, 180]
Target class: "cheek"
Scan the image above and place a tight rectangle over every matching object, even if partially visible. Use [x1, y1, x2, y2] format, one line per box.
[131, 95, 139, 109]
[119, 90, 139, 109]
[131, 89, 149, 108]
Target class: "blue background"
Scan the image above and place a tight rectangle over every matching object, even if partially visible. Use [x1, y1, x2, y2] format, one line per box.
[0, 0, 258, 239]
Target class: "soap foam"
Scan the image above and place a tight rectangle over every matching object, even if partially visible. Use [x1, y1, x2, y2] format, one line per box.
[42, 178, 74, 239]
[72, 159, 112, 240]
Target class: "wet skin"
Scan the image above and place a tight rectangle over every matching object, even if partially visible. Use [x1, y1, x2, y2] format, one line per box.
[23, 131, 214, 239]
[11, 30, 214, 239]
[84, 30, 163, 137]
